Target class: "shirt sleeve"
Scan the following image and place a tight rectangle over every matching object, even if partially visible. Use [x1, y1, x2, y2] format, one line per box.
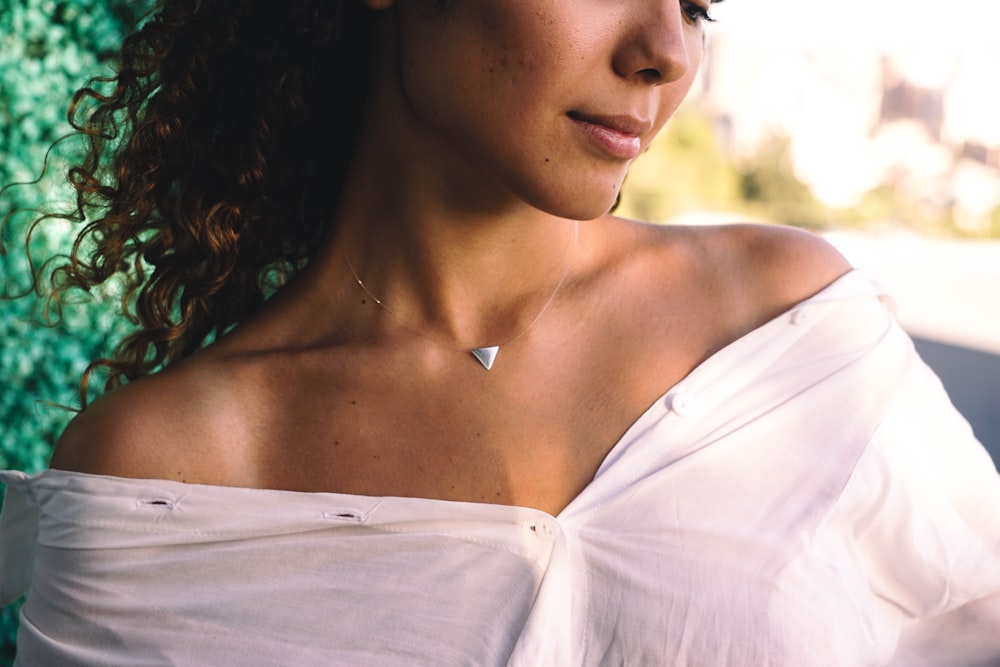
[0, 472, 40, 606]
[828, 351, 1000, 666]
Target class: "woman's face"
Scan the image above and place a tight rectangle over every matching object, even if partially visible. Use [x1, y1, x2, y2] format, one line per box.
[371, 0, 711, 220]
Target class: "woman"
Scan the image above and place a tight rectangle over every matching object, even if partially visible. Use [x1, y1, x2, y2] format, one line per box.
[1, 0, 998, 664]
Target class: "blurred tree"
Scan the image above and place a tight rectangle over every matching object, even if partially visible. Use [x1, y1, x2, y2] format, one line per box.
[990, 206, 1000, 238]
[617, 105, 743, 222]
[849, 183, 959, 238]
[736, 133, 832, 230]
[617, 109, 834, 231]
[0, 0, 154, 660]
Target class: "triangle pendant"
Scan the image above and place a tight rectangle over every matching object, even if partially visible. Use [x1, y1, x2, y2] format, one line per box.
[470, 346, 500, 370]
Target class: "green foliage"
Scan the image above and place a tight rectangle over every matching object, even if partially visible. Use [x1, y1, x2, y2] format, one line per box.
[618, 105, 743, 222]
[1, 0, 153, 660]
[617, 109, 831, 229]
[736, 133, 832, 229]
[989, 206, 1000, 238]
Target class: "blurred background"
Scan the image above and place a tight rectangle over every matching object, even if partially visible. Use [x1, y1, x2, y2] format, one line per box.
[0, 0, 998, 661]
[619, 0, 1000, 464]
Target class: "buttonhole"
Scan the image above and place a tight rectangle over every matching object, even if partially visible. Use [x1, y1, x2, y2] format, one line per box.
[323, 510, 364, 523]
[137, 498, 175, 510]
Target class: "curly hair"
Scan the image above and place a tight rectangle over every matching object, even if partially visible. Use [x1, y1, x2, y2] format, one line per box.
[28, 0, 377, 402]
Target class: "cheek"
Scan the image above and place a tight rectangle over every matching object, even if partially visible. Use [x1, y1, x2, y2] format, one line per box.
[398, 30, 567, 156]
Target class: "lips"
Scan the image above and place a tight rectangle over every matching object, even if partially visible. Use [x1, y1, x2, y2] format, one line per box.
[567, 111, 651, 160]
[568, 111, 652, 136]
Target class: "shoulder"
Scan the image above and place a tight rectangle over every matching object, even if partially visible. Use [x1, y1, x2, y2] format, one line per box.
[599, 219, 853, 347]
[655, 221, 851, 317]
[685, 222, 849, 295]
[50, 353, 260, 484]
[50, 374, 180, 480]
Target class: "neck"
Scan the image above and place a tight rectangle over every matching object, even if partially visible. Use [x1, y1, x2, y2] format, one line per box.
[321, 193, 580, 351]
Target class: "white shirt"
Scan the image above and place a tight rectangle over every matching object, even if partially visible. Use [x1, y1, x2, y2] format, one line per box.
[2, 270, 999, 666]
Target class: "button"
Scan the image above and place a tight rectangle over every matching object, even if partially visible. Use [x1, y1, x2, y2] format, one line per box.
[790, 307, 810, 325]
[529, 519, 560, 539]
[670, 392, 698, 417]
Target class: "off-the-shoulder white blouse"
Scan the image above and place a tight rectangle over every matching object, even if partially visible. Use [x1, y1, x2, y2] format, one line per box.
[2, 271, 999, 666]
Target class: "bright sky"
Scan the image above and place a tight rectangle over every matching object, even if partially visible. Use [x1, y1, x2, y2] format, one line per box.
[705, 0, 1000, 153]
[712, 0, 1000, 86]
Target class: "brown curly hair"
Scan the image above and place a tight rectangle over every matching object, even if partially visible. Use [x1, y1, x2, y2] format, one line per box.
[34, 0, 377, 402]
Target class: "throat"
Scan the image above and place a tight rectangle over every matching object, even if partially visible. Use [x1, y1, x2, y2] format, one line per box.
[339, 220, 579, 372]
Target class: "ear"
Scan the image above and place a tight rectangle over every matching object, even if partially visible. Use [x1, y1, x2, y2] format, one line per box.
[363, 0, 396, 9]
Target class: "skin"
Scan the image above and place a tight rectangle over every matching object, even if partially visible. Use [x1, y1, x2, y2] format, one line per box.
[52, 0, 850, 517]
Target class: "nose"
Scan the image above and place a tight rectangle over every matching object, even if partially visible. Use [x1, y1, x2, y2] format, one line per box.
[612, 1, 692, 85]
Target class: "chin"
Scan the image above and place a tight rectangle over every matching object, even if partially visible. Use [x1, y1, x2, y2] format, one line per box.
[528, 197, 615, 222]
[518, 178, 624, 222]
[562, 191, 624, 221]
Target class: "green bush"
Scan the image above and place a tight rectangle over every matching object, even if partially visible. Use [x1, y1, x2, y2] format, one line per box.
[0, 0, 153, 660]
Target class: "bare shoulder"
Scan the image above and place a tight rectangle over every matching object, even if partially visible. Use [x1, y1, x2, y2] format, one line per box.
[680, 222, 851, 311]
[50, 353, 256, 484]
[604, 220, 852, 350]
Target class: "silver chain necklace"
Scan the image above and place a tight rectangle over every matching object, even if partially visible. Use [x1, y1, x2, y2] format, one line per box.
[342, 220, 579, 370]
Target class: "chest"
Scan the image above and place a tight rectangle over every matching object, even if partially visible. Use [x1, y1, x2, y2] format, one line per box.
[245, 371, 630, 515]
[202, 285, 739, 513]
[222, 317, 725, 513]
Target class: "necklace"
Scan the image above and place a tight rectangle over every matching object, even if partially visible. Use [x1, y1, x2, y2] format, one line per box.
[342, 221, 579, 370]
